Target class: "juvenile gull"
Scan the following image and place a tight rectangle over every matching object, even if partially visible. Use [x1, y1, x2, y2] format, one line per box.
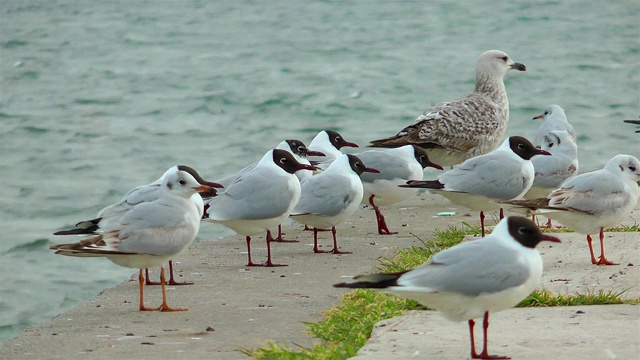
[369, 50, 526, 166]
[203, 149, 316, 266]
[532, 105, 577, 145]
[334, 216, 560, 359]
[53, 165, 222, 286]
[401, 136, 550, 236]
[355, 145, 443, 234]
[50, 166, 216, 311]
[501, 154, 640, 265]
[291, 154, 379, 254]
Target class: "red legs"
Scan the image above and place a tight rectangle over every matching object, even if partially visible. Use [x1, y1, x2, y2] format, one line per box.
[499, 208, 504, 220]
[245, 233, 287, 267]
[313, 227, 331, 253]
[480, 211, 486, 237]
[145, 261, 193, 286]
[271, 224, 299, 243]
[330, 226, 352, 254]
[468, 312, 510, 359]
[312, 227, 352, 254]
[245, 236, 260, 266]
[263, 230, 287, 267]
[595, 227, 618, 265]
[138, 268, 186, 312]
[303, 225, 312, 231]
[369, 195, 397, 235]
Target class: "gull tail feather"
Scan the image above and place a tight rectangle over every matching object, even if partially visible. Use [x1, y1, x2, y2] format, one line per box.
[333, 271, 408, 289]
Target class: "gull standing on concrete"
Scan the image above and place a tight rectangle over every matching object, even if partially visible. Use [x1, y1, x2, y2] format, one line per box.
[501, 154, 640, 265]
[307, 130, 359, 170]
[291, 154, 379, 254]
[203, 149, 316, 266]
[53, 166, 222, 286]
[532, 105, 577, 145]
[401, 136, 550, 236]
[355, 145, 444, 234]
[369, 50, 527, 166]
[334, 216, 560, 360]
[50, 166, 216, 311]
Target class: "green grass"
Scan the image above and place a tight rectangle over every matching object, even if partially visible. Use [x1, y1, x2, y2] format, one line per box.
[244, 222, 636, 360]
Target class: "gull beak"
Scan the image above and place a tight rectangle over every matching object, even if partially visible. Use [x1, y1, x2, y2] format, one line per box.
[535, 149, 552, 156]
[205, 181, 224, 189]
[194, 184, 215, 194]
[343, 141, 359, 148]
[532, 114, 544, 120]
[307, 150, 326, 157]
[298, 164, 317, 171]
[510, 62, 526, 71]
[427, 161, 444, 171]
[540, 234, 561, 243]
[364, 167, 380, 174]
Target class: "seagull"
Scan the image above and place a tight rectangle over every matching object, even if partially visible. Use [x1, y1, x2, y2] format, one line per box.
[334, 216, 560, 360]
[213, 139, 325, 243]
[532, 105, 577, 145]
[401, 136, 550, 237]
[203, 149, 316, 267]
[307, 130, 359, 170]
[291, 154, 379, 254]
[53, 166, 223, 286]
[50, 166, 216, 311]
[369, 50, 527, 166]
[354, 145, 444, 234]
[500, 154, 640, 265]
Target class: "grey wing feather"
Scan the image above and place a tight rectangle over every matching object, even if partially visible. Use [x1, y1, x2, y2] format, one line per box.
[207, 172, 295, 220]
[397, 241, 530, 296]
[295, 176, 357, 217]
[358, 152, 414, 182]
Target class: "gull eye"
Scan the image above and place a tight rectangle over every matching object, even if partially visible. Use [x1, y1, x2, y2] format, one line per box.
[178, 179, 187, 186]
[517, 143, 525, 149]
[630, 165, 637, 172]
[501, 56, 508, 61]
[518, 227, 528, 235]
[544, 111, 550, 115]
[548, 143, 554, 148]
[280, 157, 288, 164]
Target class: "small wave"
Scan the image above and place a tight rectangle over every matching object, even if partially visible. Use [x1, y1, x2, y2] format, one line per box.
[3, 239, 52, 255]
[74, 98, 122, 106]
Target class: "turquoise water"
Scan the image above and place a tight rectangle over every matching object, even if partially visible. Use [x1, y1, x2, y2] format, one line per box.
[1, 0, 638, 343]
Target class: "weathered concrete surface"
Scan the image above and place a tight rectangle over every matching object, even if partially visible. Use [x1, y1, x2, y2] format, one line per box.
[1, 193, 638, 359]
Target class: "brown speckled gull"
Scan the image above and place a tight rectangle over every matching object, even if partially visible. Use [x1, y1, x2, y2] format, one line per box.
[369, 50, 526, 166]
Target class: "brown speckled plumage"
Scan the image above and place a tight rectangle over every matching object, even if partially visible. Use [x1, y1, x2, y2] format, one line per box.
[369, 50, 526, 166]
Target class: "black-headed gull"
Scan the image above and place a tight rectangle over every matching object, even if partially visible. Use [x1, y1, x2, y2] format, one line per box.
[501, 154, 640, 265]
[355, 145, 444, 234]
[291, 154, 379, 254]
[53, 165, 223, 286]
[532, 104, 577, 145]
[401, 136, 550, 236]
[334, 216, 560, 359]
[203, 149, 316, 266]
[213, 139, 324, 243]
[50, 166, 216, 311]
[307, 130, 359, 170]
[369, 50, 526, 166]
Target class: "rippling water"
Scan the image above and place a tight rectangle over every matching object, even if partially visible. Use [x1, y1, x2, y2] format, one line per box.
[1, 0, 638, 343]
